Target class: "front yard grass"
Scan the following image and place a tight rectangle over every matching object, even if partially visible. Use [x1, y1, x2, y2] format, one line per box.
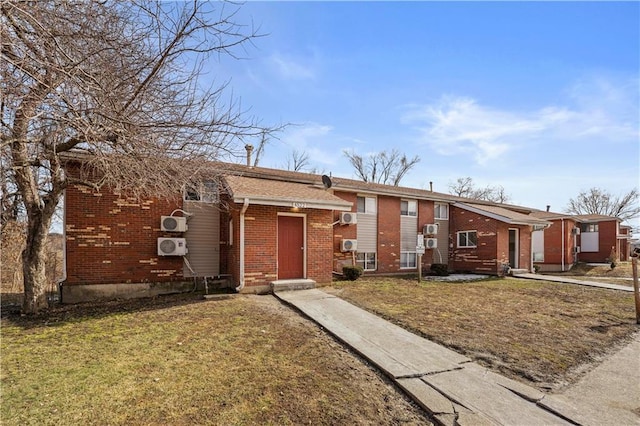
[329, 276, 637, 390]
[1, 293, 430, 426]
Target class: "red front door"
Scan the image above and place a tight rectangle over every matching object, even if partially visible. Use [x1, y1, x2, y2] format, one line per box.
[278, 216, 304, 279]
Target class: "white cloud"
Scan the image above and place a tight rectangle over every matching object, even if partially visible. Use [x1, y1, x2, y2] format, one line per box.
[268, 53, 316, 80]
[402, 76, 639, 166]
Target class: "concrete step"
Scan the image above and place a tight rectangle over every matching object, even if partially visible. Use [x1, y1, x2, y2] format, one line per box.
[271, 279, 316, 293]
[509, 268, 529, 275]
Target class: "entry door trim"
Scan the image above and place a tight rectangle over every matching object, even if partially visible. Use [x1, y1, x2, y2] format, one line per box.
[277, 213, 307, 279]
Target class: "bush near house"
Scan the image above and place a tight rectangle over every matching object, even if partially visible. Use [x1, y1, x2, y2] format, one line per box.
[343, 265, 364, 281]
[429, 263, 449, 276]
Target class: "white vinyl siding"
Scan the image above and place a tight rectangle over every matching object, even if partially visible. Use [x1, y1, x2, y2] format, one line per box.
[356, 196, 377, 256]
[400, 199, 418, 269]
[581, 232, 599, 252]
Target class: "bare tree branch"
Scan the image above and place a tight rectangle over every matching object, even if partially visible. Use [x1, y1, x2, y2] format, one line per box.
[344, 149, 420, 186]
[566, 187, 639, 222]
[1, 0, 276, 313]
[448, 177, 512, 203]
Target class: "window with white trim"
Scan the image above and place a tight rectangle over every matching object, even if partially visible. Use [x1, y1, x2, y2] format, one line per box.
[357, 196, 376, 214]
[457, 231, 478, 248]
[533, 252, 544, 262]
[435, 203, 448, 220]
[356, 253, 377, 271]
[400, 200, 417, 217]
[400, 252, 417, 268]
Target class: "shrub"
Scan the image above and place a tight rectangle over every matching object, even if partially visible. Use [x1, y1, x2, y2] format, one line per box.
[430, 263, 449, 276]
[342, 265, 364, 281]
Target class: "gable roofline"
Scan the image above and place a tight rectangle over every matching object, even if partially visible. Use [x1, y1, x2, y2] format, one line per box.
[454, 203, 551, 226]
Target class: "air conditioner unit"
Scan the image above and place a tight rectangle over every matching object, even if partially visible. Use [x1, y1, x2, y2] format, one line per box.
[425, 238, 437, 249]
[341, 239, 358, 252]
[158, 238, 188, 256]
[571, 227, 581, 235]
[340, 212, 357, 225]
[161, 216, 188, 232]
[573, 246, 581, 254]
[423, 224, 438, 235]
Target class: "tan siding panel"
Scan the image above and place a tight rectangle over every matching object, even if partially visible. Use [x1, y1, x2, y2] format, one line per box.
[401, 216, 418, 251]
[357, 214, 377, 252]
[433, 219, 449, 263]
[183, 201, 220, 277]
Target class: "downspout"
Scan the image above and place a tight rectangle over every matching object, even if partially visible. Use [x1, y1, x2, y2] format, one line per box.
[57, 189, 68, 303]
[561, 218, 565, 272]
[236, 198, 250, 292]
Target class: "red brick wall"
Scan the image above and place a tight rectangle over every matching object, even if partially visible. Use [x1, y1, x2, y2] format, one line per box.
[578, 220, 619, 263]
[537, 219, 578, 268]
[231, 204, 334, 289]
[65, 183, 185, 286]
[377, 195, 401, 273]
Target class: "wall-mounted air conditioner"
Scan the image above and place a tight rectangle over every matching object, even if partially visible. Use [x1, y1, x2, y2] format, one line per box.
[425, 238, 437, 249]
[423, 224, 438, 235]
[340, 212, 357, 225]
[341, 239, 358, 252]
[573, 246, 581, 254]
[571, 227, 581, 235]
[158, 238, 188, 256]
[161, 216, 188, 232]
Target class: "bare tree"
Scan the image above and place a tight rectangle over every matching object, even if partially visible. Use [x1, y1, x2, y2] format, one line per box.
[285, 149, 311, 172]
[448, 177, 511, 203]
[343, 149, 420, 186]
[1, 0, 277, 313]
[566, 187, 640, 223]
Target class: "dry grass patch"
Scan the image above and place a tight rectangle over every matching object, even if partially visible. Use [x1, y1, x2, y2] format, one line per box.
[1, 293, 431, 425]
[329, 276, 637, 390]
[551, 261, 636, 287]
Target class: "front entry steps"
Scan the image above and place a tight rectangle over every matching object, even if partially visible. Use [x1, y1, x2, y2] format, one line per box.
[271, 279, 316, 293]
[509, 268, 530, 275]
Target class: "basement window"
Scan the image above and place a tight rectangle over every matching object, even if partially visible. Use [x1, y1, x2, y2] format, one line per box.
[457, 231, 478, 248]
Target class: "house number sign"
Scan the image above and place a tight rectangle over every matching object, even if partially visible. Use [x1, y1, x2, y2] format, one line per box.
[292, 202, 307, 208]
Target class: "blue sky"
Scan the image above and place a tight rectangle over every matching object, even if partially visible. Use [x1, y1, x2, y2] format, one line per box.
[209, 1, 639, 225]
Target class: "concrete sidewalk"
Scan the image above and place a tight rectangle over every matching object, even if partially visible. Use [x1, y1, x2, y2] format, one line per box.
[275, 289, 579, 425]
[513, 273, 633, 292]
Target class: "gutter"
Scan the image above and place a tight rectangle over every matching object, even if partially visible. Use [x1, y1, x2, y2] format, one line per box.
[236, 198, 250, 292]
[561, 218, 565, 272]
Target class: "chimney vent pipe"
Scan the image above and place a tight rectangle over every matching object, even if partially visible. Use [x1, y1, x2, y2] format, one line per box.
[245, 144, 254, 167]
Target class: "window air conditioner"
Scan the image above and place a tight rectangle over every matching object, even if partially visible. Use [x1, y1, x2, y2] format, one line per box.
[423, 224, 438, 235]
[158, 238, 188, 256]
[340, 212, 357, 225]
[161, 216, 188, 232]
[573, 246, 581, 254]
[571, 227, 580, 235]
[341, 239, 358, 252]
[425, 238, 437, 249]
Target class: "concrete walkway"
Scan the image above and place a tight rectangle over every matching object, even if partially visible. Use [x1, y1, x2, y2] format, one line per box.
[275, 289, 581, 425]
[512, 273, 634, 292]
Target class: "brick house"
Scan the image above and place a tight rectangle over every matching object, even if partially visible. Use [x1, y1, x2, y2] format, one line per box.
[61, 158, 555, 302]
[529, 210, 632, 271]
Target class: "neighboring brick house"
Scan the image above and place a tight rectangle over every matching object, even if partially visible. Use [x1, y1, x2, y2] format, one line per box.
[529, 210, 632, 271]
[61, 158, 565, 303]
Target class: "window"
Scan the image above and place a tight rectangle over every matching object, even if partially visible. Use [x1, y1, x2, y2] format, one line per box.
[435, 203, 448, 220]
[580, 223, 599, 233]
[533, 252, 544, 262]
[400, 252, 417, 268]
[184, 181, 218, 203]
[356, 253, 376, 271]
[457, 231, 478, 248]
[401, 200, 417, 216]
[357, 196, 376, 214]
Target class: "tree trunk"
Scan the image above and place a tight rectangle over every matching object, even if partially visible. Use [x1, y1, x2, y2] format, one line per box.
[21, 214, 52, 314]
